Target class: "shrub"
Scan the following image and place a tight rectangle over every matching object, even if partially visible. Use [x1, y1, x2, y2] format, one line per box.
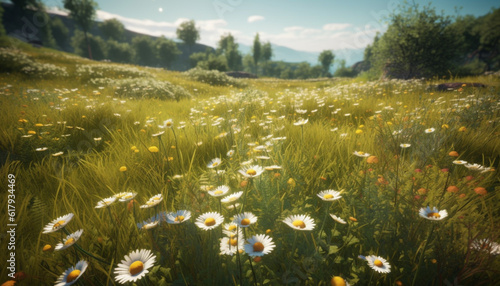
[184, 67, 245, 87]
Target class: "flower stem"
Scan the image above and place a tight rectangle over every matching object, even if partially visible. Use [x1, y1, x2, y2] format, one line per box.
[412, 224, 435, 286]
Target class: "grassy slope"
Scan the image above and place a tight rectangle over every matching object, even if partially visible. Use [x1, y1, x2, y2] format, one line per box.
[1, 37, 499, 285]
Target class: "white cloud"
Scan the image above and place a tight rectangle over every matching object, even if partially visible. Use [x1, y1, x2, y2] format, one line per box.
[323, 23, 351, 31]
[247, 15, 265, 23]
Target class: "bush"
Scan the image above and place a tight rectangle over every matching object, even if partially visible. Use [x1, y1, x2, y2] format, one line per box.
[184, 67, 246, 87]
[0, 48, 68, 77]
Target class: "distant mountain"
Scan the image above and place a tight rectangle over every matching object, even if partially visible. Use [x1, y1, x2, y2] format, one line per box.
[239, 43, 364, 72]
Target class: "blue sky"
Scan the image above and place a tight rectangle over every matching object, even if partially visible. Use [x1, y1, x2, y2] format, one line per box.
[41, 0, 498, 53]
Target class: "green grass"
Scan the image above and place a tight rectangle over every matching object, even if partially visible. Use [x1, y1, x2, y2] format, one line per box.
[1, 37, 499, 286]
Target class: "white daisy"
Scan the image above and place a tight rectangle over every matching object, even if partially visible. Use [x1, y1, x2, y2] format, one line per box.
[283, 214, 316, 231]
[55, 260, 88, 286]
[43, 213, 74, 234]
[293, 118, 308, 126]
[238, 165, 264, 178]
[419, 206, 448, 221]
[195, 212, 224, 230]
[353, 151, 370, 157]
[453, 160, 467, 165]
[137, 219, 160, 230]
[244, 234, 276, 257]
[114, 249, 156, 284]
[223, 222, 239, 233]
[207, 158, 222, 168]
[400, 143, 411, 148]
[264, 165, 282, 171]
[317, 190, 342, 201]
[140, 194, 163, 209]
[220, 229, 245, 256]
[424, 128, 435, 133]
[165, 210, 192, 224]
[118, 192, 137, 202]
[95, 196, 117, 208]
[55, 229, 83, 251]
[330, 214, 347, 224]
[208, 185, 230, 197]
[233, 212, 258, 228]
[471, 239, 500, 255]
[366, 255, 391, 273]
[464, 163, 490, 172]
[221, 191, 244, 204]
[227, 149, 235, 157]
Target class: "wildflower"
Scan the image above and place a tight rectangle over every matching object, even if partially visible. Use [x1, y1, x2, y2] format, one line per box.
[330, 214, 347, 224]
[114, 249, 156, 284]
[330, 276, 351, 286]
[221, 191, 243, 203]
[148, 146, 159, 153]
[227, 149, 235, 157]
[43, 244, 53, 252]
[400, 143, 411, 148]
[366, 255, 391, 273]
[220, 230, 244, 255]
[55, 229, 83, 251]
[207, 158, 222, 168]
[43, 213, 74, 234]
[244, 234, 276, 257]
[233, 212, 258, 228]
[119, 166, 127, 172]
[453, 160, 467, 165]
[366, 156, 379, 164]
[195, 212, 224, 230]
[95, 196, 117, 208]
[293, 118, 308, 126]
[165, 210, 192, 224]
[283, 214, 315, 231]
[471, 239, 500, 255]
[238, 165, 264, 178]
[419, 206, 448, 221]
[474, 187, 487, 196]
[208, 185, 230, 197]
[353, 151, 370, 157]
[355, 129, 363, 134]
[425, 128, 435, 133]
[449, 151, 459, 157]
[55, 260, 88, 286]
[464, 163, 490, 173]
[441, 124, 449, 129]
[458, 126, 467, 132]
[446, 186, 459, 193]
[137, 219, 159, 230]
[140, 194, 163, 208]
[117, 192, 137, 202]
[317, 190, 342, 202]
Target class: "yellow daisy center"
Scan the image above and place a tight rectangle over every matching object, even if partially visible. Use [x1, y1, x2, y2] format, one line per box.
[166, 122, 172, 127]
[330, 276, 346, 286]
[205, 217, 216, 226]
[214, 190, 223, 195]
[374, 259, 383, 267]
[246, 169, 257, 176]
[228, 225, 237, 231]
[64, 238, 75, 246]
[230, 238, 238, 246]
[66, 269, 81, 283]
[241, 218, 251, 225]
[427, 212, 441, 218]
[129, 261, 144, 276]
[292, 220, 306, 228]
[212, 162, 218, 167]
[53, 220, 65, 229]
[253, 242, 265, 252]
[175, 215, 185, 222]
[324, 194, 334, 199]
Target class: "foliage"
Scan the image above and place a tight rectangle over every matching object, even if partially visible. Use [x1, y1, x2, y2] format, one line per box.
[50, 17, 69, 49]
[184, 67, 245, 87]
[99, 18, 125, 41]
[132, 35, 156, 66]
[71, 30, 106, 60]
[252, 33, 261, 67]
[318, 50, 334, 77]
[370, 3, 462, 79]
[334, 59, 357, 77]
[218, 33, 242, 71]
[0, 4, 4, 37]
[0, 47, 68, 77]
[106, 39, 134, 63]
[176, 20, 200, 47]
[156, 36, 181, 69]
[64, 0, 97, 59]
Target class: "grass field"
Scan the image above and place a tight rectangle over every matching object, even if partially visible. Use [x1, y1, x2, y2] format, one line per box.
[1, 37, 499, 286]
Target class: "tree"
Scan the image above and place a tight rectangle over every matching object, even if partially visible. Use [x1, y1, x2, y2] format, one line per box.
[71, 30, 106, 60]
[11, 0, 41, 12]
[0, 4, 5, 37]
[100, 18, 125, 41]
[371, 3, 462, 79]
[261, 41, 273, 62]
[132, 36, 156, 66]
[217, 33, 242, 71]
[176, 20, 199, 53]
[106, 40, 134, 63]
[51, 17, 69, 48]
[64, 0, 97, 59]
[476, 8, 500, 70]
[318, 50, 334, 77]
[156, 36, 181, 69]
[252, 33, 261, 66]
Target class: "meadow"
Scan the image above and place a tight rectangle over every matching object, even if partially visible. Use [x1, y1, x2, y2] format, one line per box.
[0, 39, 499, 286]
